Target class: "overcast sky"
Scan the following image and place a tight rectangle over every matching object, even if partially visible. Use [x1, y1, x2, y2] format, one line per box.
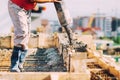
[0, 0, 120, 33]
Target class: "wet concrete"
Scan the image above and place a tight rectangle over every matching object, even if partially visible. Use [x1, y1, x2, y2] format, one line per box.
[24, 48, 67, 72]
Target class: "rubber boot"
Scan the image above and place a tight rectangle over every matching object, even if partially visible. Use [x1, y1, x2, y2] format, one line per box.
[19, 49, 28, 72]
[10, 46, 21, 72]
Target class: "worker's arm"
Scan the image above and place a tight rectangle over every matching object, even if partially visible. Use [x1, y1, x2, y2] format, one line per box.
[30, 0, 61, 3]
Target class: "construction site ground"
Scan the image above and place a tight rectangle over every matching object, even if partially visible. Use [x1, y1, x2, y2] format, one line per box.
[0, 48, 119, 80]
[0, 34, 120, 80]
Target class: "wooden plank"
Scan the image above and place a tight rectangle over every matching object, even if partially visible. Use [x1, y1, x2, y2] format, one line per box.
[0, 33, 55, 49]
[70, 52, 87, 72]
[87, 49, 120, 78]
[88, 69, 103, 73]
[109, 66, 120, 79]
[0, 72, 50, 80]
[85, 59, 97, 63]
[58, 72, 90, 80]
[97, 58, 109, 70]
[0, 61, 10, 66]
[0, 36, 12, 49]
[0, 72, 90, 80]
[71, 52, 87, 59]
[38, 33, 55, 48]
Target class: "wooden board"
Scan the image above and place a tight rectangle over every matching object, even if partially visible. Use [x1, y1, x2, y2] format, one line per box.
[0, 72, 90, 80]
[87, 49, 120, 79]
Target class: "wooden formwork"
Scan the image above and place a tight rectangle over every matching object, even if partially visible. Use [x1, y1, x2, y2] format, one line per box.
[1, 33, 120, 80]
[0, 72, 90, 80]
[0, 49, 91, 80]
[69, 52, 87, 72]
[0, 34, 14, 49]
[0, 49, 12, 67]
[0, 33, 56, 49]
[87, 49, 120, 79]
[37, 33, 55, 48]
[28, 33, 56, 48]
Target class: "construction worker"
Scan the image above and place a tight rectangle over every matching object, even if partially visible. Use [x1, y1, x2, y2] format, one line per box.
[8, 0, 61, 72]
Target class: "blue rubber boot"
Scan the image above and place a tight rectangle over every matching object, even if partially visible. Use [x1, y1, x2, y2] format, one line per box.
[10, 46, 21, 72]
[19, 49, 28, 72]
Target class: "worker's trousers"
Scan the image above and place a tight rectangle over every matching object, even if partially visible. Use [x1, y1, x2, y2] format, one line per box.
[8, 0, 31, 49]
[8, 0, 31, 71]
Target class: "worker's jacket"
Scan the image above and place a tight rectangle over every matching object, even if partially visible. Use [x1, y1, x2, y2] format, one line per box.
[11, 0, 36, 10]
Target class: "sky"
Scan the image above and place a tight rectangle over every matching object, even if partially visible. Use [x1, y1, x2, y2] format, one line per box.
[0, 0, 120, 34]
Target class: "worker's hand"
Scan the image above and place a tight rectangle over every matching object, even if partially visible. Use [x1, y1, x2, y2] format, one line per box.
[33, 5, 39, 11]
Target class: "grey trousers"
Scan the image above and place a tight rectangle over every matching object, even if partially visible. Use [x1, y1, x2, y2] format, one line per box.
[8, 0, 31, 49]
